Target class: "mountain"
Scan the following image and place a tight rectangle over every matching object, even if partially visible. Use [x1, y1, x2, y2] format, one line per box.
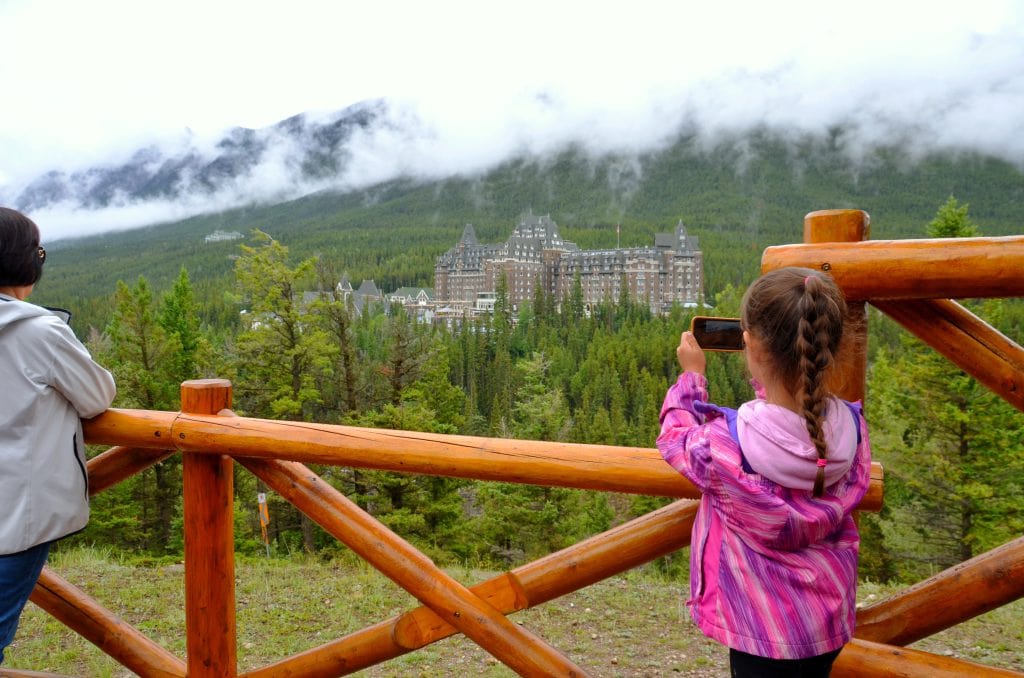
[8, 100, 385, 212]
[18, 110, 1024, 333]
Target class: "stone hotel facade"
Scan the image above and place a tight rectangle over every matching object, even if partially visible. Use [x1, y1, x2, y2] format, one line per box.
[434, 212, 703, 315]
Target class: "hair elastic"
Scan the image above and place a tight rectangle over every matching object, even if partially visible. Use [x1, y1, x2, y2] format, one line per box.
[816, 458, 827, 467]
[804, 275, 814, 286]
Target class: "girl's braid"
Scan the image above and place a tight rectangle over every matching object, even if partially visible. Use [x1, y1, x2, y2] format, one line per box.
[795, 276, 836, 497]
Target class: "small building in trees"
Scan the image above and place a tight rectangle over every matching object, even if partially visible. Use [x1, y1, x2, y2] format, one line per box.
[301, 277, 385, 317]
[434, 211, 703, 315]
[387, 286, 436, 323]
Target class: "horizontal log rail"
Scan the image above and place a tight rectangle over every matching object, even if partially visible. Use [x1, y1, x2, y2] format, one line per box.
[762, 234, 1024, 300]
[80, 409, 886, 511]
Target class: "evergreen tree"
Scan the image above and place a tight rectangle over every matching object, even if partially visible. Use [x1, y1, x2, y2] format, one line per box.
[89, 276, 186, 552]
[231, 230, 335, 420]
[568, 271, 585, 323]
[487, 273, 514, 434]
[927, 196, 978, 238]
[231, 230, 336, 552]
[312, 272, 360, 417]
[866, 200, 1024, 578]
[105, 277, 181, 410]
[158, 267, 206, 382]
[510, 352, 571, 442]
[384, 304, 424, 407]
[408, 337, 466, 432]
[344, 336, 467, 556]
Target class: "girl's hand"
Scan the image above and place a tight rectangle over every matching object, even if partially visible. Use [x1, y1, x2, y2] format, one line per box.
[676, 331, 706, 375]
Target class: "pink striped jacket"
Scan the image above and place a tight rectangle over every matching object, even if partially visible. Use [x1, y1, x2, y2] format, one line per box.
[657, 372, 872, 660]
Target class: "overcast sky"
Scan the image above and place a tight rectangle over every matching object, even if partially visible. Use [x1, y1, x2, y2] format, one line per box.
[1, 0, 1023, 236]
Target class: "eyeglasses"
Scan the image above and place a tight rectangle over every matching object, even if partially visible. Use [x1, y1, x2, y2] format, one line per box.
[38, 246, 46, 264]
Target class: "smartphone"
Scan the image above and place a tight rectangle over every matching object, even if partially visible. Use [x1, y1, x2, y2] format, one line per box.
[690, 316, 743, 352]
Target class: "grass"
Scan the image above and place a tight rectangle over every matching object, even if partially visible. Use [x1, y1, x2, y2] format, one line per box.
[5, 547, 1023, 676]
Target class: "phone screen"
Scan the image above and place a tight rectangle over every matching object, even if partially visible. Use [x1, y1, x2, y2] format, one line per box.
[691, 316, 743, 352]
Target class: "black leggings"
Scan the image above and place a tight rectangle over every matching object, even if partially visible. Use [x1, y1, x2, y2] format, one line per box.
[729, 648, 841, 678]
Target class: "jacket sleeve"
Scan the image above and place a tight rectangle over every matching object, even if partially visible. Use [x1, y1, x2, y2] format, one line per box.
[46, 319, 117, 418]
[656, 371, 716, 492]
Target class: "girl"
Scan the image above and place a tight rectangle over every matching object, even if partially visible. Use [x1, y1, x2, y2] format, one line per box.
[657, 267, 871, 678]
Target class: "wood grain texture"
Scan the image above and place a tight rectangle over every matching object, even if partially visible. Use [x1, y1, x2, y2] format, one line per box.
[872, 298, 1024, 413]
[83, 411, 884, 512]
[763, 235, 1024, 301]
[181, 380, 237, 677]
[834, 638, 1024, 677]
[86, 446, 174, 496]
[855, 535, 1024, 646]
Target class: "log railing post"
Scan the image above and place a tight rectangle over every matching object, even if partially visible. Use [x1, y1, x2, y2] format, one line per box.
[798, 209, 871, 402]
[181, 379, 236, 677]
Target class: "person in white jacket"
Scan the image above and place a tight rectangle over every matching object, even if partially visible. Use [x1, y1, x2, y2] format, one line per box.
[0, 207, 116, 664]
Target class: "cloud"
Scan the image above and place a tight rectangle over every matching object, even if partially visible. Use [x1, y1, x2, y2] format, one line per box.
[1, 0, 1022, 238]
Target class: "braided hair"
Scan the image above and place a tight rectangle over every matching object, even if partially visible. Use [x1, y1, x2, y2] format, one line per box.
[741, 267, 847, 497]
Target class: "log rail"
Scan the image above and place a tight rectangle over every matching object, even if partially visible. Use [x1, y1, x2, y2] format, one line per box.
[6, 208, 1022, 677]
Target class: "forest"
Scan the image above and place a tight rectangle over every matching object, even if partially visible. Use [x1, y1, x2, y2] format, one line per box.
[32, 129, 1024, 338]
[45, 193, 1023, 585]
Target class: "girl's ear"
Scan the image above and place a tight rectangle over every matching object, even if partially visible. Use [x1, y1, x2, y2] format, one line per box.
[743, 331, 769, 382]
[743, 331, 762, 359]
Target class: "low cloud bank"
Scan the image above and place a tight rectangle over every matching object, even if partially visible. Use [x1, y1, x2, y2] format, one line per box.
[9, 28, 1024, 241]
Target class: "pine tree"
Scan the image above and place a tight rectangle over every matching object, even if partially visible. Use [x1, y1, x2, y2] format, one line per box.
[105, 277, 180, 410]
[510, 352, 571, 442]
[231, 230, 337, 552]
[92, 276, 184, 552]
[384, 304, 424, 406]
[487, 273, 514, 434]
[927, 196, 978, 238]
[313, 271, 360, 416]
[159, 267, 205, 382]
[231, 230, 335, 420]
[866, 199, 1024, 578]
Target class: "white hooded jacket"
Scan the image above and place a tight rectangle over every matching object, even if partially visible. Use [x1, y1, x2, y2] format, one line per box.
[0, 294, 116, 554]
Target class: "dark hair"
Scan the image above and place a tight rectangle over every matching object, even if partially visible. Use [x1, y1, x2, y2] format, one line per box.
[0, 207, 44, 287]
[741, 267, 847, 497]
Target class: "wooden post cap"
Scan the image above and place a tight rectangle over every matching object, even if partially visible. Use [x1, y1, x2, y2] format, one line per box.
[180, 379, 232, 415]
[804, 209, 871, 244]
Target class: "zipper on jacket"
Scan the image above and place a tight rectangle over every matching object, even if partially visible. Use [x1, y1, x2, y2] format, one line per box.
[696, 517, 710, 598]
[72, 433, 89, 498]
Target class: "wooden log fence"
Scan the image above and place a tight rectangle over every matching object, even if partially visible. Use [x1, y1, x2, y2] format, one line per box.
[7, 208, 1021, 677]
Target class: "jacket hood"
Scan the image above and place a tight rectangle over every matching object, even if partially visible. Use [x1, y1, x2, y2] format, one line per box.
[0, 294, 52, 329]
[737, 397, 858, 491]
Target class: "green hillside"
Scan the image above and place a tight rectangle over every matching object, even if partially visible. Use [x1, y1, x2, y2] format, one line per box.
[32, 130, 1024, 332]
